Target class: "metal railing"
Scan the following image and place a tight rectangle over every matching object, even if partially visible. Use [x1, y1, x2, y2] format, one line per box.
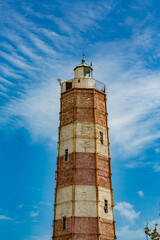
[64, 72, 106, 93]
[94, 78, 106, 93]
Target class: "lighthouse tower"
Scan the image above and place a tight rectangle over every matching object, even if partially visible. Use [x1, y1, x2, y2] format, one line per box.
[52, 58, 116, 240]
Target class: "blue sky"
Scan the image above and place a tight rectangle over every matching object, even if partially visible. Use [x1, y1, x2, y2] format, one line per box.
[0, 0, 160, 239]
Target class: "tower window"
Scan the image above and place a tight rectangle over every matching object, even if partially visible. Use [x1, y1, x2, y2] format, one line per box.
[62, 216, 66, 230]
[66, 82, 72, 90]
[84, 67, 91, 77]
[65, 149, 68, 161]
[104, 199, 108, 213]
[100, 131, 103, 144]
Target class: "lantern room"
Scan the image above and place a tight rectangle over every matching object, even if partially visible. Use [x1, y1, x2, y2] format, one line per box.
[61, 57, 95, 93]
[74, 58, 93, 78]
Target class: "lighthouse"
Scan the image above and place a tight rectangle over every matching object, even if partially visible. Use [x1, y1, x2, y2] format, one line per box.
[52, 58, 116, 240]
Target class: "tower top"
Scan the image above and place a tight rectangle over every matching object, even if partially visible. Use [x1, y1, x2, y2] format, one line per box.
[74, 57, 93, 71]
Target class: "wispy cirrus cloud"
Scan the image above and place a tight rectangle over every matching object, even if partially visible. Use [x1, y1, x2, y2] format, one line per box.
[153, 162, 160, 172]
[0, 0, 160, 172]
[91, 26, 160, 169]
[56, 0, 115, 32]
[33, 201, 52, 209]
[0, 214, 12, 221]
[23, 234, 51, 240]
[30, 211, 39, 218]
[0, 1, 160, 240]
[0, 80, 60, 142]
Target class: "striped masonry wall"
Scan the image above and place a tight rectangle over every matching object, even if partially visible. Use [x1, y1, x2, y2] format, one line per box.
[53, 88, 116, 240]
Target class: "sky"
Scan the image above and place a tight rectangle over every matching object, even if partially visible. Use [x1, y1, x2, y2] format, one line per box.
[0, 0, 160, 239]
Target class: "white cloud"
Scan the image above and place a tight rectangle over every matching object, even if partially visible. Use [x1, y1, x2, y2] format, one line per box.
[0, 50, 35, 71]
[117, 225, 145, 240]
[39, 201, 52, 206]
[18, 204, 24, 209]
[148, 218, 160, 232]
[30, 211, 39, 217]
[1, 80, 60, 142]
[137, 191, 144, 197]
[33, 201, 52, 209]
[91, 30, 160, 167]
[0, 64, 23, 79]
[61, 0, 115, 32]
[28, 33, 57, 56]
[0, 214, 12, 221]
[0, 76, 14, 86]
[115, 202, 141, 222]
[155, 148, 160, 153]
[23, 234, 51, 240]
[153, 162, 160, 172]
[0, 0, 159, 171]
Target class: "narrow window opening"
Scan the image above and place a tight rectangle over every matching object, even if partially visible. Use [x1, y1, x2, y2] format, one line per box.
[104, 199, 108, 213]
[66, 82, 72, 91]
[84, 67, 91, 77]
[65, 149, 68, 161]
[100, 131, 103, 144]
[62, 216, 66, 230]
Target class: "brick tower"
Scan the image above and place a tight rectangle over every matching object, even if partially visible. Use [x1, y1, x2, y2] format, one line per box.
[52, 58, 116, 240]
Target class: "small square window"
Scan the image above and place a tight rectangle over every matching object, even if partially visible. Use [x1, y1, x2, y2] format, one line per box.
[65, 149, 68, 161]
[104, 199, 108, 213]
[66, 82, 72, 90]
[100, 131, 103, 144]
[62, 216, 66, 230]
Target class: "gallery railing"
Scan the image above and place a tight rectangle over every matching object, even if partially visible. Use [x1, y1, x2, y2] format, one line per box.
[94, 78, 106, 93]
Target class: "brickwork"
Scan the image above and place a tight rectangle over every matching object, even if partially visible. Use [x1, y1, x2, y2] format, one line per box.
[75, 152, 96, 185]
[61, 108, 74, 126]
[57, 153, 96, 187]
[98, 187, 113, 220]
[54, 218, 71, 237]
[53, 84, 116, 239]
[54, 217, 115, 240]
[76, 90, 94, 108]
[95, 92, 106, 113]
[53, 236, 71, 240]
[57, 154, 74, 187]
[54, 217, 98, 239]
[99, 218, 115, 239]
[97, 155, 111, 188]
[75, 201, 97, 217]
[54, 234, 98, 240]
[57, 153, 111, 188]
[75, 152, 95, 168]
[74, 234, 97, 240]
[98, 170, 111, 189]
[95, 111, 106, 127]
[75, 168, 96, 185]
[60, 89, 107, 127]
[74, 217, 97, 233]
[76, 108, 94, 123]
[55, 201, 72, 219]
[97, 155, 110, 171]
[61, 91, 74, 112]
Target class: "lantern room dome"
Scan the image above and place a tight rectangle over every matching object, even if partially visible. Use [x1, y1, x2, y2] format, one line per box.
[74, 58, 93, 71]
